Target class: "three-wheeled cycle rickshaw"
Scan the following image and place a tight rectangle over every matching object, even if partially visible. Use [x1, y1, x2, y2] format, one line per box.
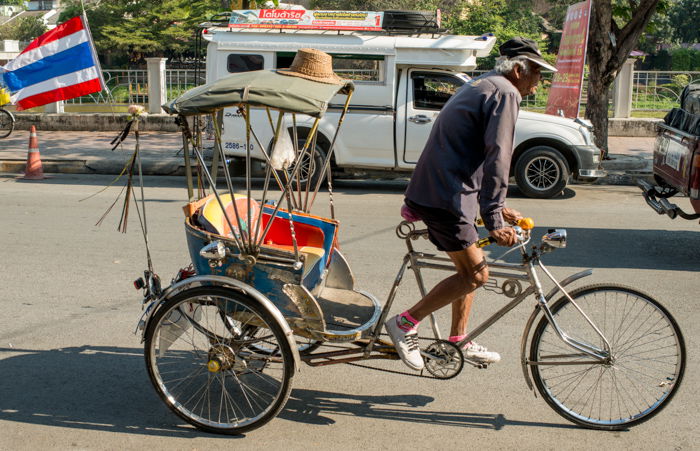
[128, 50, 685, 434]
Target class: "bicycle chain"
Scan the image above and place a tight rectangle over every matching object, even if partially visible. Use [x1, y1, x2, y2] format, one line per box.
[325, 334, 465, 380]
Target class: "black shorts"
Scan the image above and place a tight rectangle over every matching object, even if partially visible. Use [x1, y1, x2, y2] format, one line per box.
[405, 200, 478, 252]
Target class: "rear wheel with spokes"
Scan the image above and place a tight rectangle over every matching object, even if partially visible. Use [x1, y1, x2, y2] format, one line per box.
[529, 284, 685, 430]
[144, 286, 294, 435]
[0, 108, 14, 139]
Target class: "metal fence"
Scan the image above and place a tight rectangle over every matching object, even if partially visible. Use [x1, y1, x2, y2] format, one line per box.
[64, 69, 205, 105]
[632, 71, 700, 112]
[62, 68, 698, 116]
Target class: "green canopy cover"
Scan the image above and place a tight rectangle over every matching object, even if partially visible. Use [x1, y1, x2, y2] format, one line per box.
[162, 70, 354, 117]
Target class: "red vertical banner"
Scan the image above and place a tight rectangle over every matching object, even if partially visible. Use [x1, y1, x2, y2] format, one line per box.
[545, 0, 591, 118]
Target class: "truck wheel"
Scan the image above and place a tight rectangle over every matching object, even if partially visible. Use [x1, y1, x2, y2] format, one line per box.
[278, 141, 326, 192]
[515, 146, 570, 199]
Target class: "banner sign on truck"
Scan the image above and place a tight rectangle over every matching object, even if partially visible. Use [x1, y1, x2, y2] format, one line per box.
[228, 10, 384, 31]
[545, 0, 591, 118]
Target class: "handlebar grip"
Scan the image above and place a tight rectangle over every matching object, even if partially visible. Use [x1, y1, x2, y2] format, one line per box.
[475, 217, 534, 229]
[476, 236, 496, 248]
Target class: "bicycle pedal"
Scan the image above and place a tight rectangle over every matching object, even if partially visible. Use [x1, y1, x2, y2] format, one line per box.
[464, 358, 488, 369]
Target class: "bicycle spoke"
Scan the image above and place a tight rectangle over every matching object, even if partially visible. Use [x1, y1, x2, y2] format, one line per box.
[146, 288, 293, 433]
[530, 285, 684, 429]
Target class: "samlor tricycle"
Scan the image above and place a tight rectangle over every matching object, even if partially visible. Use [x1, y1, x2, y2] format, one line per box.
[130, 52, 685, 435]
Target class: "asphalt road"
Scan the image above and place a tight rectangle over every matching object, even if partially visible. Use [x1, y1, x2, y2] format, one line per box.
[0, 174, 698, 450]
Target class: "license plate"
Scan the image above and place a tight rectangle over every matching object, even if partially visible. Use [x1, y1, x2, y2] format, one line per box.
[661, 136, 686, 172]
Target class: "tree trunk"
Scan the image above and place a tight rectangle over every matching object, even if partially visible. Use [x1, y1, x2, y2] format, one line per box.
[586, 68, 610, 155]
[584, 0, 661, 157]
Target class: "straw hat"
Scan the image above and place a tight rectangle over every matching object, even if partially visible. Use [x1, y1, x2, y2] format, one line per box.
[278, 48, 343, 85]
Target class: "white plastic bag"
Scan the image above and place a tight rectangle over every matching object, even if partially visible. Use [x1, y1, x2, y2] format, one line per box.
[270, 129, 296, 170]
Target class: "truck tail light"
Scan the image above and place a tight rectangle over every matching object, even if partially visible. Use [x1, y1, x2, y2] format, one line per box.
[690, 154, 700, 199]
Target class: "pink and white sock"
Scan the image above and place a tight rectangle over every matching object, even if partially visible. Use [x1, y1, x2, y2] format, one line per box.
[396, 311, 420, 332]
[448, 335, 469, 349]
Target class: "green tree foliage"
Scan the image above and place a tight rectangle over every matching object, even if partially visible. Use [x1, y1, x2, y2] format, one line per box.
[586, 0, 663, 152]
[669, 47, 700, 70]
[446, 0, 546, 67]
[669, 0, 700, 43]
[59, 0, 223, 65]
[0, 16, 47, 42]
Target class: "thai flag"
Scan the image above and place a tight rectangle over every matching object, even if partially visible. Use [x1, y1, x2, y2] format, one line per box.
[0, 15, 104, 111]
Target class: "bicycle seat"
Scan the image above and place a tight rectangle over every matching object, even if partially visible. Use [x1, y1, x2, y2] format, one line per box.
[400, 203, 421, 223]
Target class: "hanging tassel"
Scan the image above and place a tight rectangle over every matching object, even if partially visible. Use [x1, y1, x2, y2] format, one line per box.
[110, 120, 134, 151]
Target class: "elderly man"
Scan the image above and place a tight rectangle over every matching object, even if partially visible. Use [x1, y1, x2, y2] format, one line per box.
[385, 37, 557, 370]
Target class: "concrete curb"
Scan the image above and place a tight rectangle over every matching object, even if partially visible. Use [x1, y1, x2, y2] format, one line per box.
[0, 157, 653, 186]
[10, 113, 663, 136]
[13, 113, 180, 132]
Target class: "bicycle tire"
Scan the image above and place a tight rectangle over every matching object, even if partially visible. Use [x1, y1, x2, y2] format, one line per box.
[0, 108, 14, 139]
[529, 284, 685, 430]
[144, 286, 294, 435]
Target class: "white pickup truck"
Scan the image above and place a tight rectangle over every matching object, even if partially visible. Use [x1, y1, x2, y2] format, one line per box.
[202, 10, 604, 198]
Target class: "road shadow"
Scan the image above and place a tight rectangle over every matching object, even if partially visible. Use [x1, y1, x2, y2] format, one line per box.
[0, 345, 232, 439]
[504, 226, 700, 272]
[0, 345, 576, 436]
[282, 388, 577, 431]
[507, 185, 577, 199]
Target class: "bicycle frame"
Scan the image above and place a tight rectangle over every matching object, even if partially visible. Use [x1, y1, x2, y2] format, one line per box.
[363, 222, 614, 388]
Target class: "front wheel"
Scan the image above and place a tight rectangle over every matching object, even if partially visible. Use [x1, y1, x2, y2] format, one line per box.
[144, 286, 294, 435]
[0, 108, 14, 139]
[514, 146, 570, 198]
[529, 284, 685, 430]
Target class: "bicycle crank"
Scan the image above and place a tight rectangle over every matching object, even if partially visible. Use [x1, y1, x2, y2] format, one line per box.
[422, 340, 464, 380]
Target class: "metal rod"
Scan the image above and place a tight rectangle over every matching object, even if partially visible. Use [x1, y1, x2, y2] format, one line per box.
[238, 108, 287, 192]
[309, 90, 354, 210]
[133, 119, 153, 272]
[180, 118, 195, 202]
[365, 254, 412, 355]
[245, 104, 252, 254]
[302, 127, 319, 212]
[305, 354, 399, 367]
[455, 287, 536, 348]
[208, 113, 220, 186]
[211, 111, 248, 252]
[537, 261, 611, 355]
[190, 143, 247, 253]
[406, 252, 441, 339]
[300, 119, 322, 212]
[291, 114, 302, 208]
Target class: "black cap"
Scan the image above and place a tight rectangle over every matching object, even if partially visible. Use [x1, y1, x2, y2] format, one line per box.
[499, 37, 557, 72]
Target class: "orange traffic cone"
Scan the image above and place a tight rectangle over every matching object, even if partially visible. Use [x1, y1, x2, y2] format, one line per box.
[22, 125, 45, 180]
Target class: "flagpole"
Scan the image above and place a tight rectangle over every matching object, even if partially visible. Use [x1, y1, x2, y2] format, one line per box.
[81, 12, 106, 92]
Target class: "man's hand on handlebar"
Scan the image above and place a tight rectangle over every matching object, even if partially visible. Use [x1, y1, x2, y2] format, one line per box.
[489, 227, 518, 247]
[502, 207, 523, 225]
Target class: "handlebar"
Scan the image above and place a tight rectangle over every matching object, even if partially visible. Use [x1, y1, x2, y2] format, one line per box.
[476, 217, 534, 248]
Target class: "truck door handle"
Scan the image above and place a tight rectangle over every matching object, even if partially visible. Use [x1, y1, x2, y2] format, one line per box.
[409, 115, 432, 124]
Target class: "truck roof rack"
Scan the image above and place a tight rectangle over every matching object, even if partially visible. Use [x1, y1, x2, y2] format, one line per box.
[198, 10, 446, 35]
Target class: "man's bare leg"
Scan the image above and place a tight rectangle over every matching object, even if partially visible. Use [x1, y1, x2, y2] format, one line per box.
[385, 243, 499, 370]
[408, 244, 488, 323]
[450, 291, 475, 337]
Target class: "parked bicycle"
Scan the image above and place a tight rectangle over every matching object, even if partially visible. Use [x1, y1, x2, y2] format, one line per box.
[0, 88, 15, 139]
[0, 106, 15, 139]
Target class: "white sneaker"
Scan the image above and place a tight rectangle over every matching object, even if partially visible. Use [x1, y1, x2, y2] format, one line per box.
[384, 315, 424, 370]
[463, 341, 501, 364]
